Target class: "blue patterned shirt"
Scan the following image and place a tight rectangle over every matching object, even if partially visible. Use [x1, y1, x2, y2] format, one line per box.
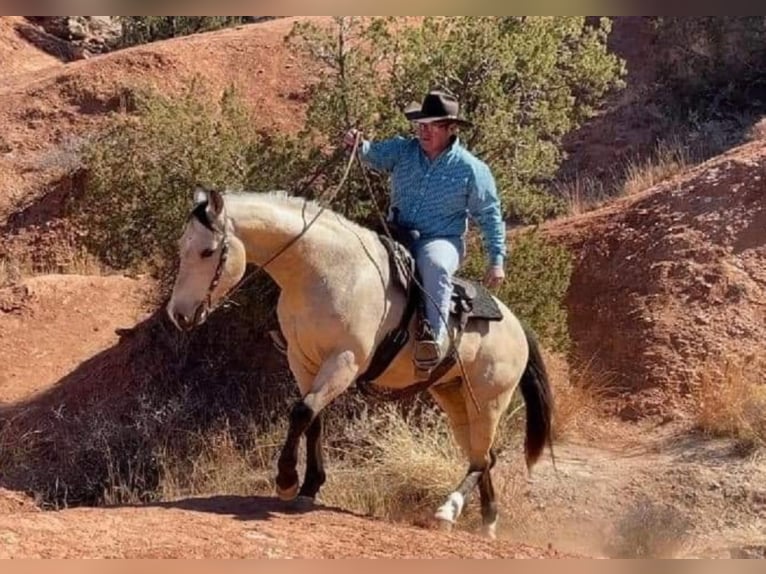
[359, 135, 507, 266]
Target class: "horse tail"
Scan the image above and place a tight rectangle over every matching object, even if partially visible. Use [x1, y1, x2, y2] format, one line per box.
[519, 324, 555, 471]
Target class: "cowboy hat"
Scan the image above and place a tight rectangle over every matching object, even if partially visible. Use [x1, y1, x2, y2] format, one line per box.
[404, 89, 473, 127]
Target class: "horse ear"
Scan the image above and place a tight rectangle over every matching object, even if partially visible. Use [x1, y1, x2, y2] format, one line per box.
[208, 188, 225, 216]
[193, 185, 208, 207]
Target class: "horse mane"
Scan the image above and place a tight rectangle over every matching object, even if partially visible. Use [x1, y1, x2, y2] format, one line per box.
[222, 189, 377, 236]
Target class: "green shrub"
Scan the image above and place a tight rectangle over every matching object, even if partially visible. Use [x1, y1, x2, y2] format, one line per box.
[459, 227, 573, 353]
[76, 78, 318, 275]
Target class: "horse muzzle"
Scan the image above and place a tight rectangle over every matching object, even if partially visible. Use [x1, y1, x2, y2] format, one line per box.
[169, 303, 208, 331]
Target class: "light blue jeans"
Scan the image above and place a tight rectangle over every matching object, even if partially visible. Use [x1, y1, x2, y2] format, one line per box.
[412, 236, 464, 344]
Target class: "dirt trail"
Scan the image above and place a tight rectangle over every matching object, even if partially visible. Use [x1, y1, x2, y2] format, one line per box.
[0, 492, 575, 558]
[502, 423, 766, 558]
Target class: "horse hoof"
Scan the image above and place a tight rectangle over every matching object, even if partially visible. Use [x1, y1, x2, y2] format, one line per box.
[435, 518, 454, 533]
[482, 522, 497, 540]
[433, 492, 463, 524]
[276, 482, 299, 501]
[291, 495, 316, 511]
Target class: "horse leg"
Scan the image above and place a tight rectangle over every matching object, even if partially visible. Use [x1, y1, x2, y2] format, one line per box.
[478, 450, 499, 539]
[275, 399, 313, 501]
[429, 382, 475, 530]
[297, 413, 326, 500]
[434, 466, 481, 529]
[466, 389, 514, 539]
[276, 350, 358, 501]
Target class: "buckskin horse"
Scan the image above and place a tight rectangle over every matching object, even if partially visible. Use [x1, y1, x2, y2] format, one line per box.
[166, 185, 554, 538]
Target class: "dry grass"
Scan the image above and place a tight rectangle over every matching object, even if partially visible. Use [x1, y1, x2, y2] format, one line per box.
[150, 398, 534, 530]
[22, 135, 87, 174]
[0, 259, 21, 286]
[554, 129, 737, 218]
[127, 399, 468, 524]
[605, 495, 691, 558]
[621, 139, 692, 196]
[552, 174, 612, 216]
[319, 403, 465, 523]
[49, 245, 105, 277]
[156, 421, 284, 502]
[543, 350, 617, 441]
[0, 245, 105, 287]
[553, 139, 692, 217]
[141, 373, 614, 531]
[693, 354, 766, 449]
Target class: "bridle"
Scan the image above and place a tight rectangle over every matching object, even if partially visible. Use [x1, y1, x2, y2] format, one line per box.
[204, 223, 229, 315]
[187, 199, 231, 321]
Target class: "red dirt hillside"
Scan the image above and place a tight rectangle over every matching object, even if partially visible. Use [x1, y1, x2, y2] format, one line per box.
[544, 139, 766, 418]
[0, 16, 326, 222]
[0, 17, 64, 77]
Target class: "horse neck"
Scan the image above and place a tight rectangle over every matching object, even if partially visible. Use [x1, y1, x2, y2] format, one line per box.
[225, 193, 374, 291]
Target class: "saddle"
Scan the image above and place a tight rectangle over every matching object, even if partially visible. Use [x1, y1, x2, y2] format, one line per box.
[355, 229, 503, 393]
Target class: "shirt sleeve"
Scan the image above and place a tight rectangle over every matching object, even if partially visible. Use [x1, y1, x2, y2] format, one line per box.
[467, 162, 507, 267]
[358, 136, 407, 172]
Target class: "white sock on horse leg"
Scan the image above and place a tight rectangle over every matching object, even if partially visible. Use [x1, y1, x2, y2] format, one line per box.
[434, 491, 465, 523]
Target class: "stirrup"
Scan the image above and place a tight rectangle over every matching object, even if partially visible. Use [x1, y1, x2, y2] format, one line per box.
[413, 338, 445, 380]
[414, 339, 442, 365]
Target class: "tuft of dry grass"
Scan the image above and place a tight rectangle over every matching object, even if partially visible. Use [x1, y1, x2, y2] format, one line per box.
[606, 495, 691, 558]
[552, 140, 690, 218]
[693, 354, 766, 449]
[0, 245, 105, 288]
[155, 420, 286, 502]
[552, 174, 612, 216]
[0, 259, 21, 286]
[554, 127, 744, 219]
[543, 350, 617, 441]
[319, 402, 465, 523]
[621, 139, 692, 196]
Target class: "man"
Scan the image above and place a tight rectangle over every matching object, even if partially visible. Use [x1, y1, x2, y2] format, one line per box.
[344, 89, 506, 378]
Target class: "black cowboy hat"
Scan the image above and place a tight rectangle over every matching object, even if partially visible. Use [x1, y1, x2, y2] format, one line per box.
[403, 89, 473, 127]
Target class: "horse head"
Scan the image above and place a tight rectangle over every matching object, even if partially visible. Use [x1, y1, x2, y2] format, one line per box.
[166, 185, 247, 331]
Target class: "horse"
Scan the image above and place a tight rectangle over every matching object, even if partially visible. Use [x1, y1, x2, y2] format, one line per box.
[166, 184, 554, 539]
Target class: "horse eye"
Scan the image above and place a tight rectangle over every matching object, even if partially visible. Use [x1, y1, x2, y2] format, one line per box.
[200, 247, 215, 259]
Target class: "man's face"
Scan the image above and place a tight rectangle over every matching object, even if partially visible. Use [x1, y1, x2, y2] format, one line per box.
[414, 120, 455, 158]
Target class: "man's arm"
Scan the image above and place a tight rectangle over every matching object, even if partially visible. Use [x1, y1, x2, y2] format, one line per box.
[343, 129, 405, 173]
[467, 162, 507, 287]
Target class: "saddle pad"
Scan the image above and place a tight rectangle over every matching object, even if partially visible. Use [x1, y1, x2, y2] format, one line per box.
[451, 277, 503, 321]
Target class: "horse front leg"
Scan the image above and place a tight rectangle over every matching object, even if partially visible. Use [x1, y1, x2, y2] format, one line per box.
[298, 413, 325, 499]
[276, 350, 358, 502]
[275, 399, 314, 500]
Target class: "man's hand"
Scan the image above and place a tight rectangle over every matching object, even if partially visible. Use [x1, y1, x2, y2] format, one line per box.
[484, 264, 505, 289]
[343, 128, 362, 149]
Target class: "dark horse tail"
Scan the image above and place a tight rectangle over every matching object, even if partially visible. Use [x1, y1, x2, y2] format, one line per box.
[519, 325, 555, 471]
